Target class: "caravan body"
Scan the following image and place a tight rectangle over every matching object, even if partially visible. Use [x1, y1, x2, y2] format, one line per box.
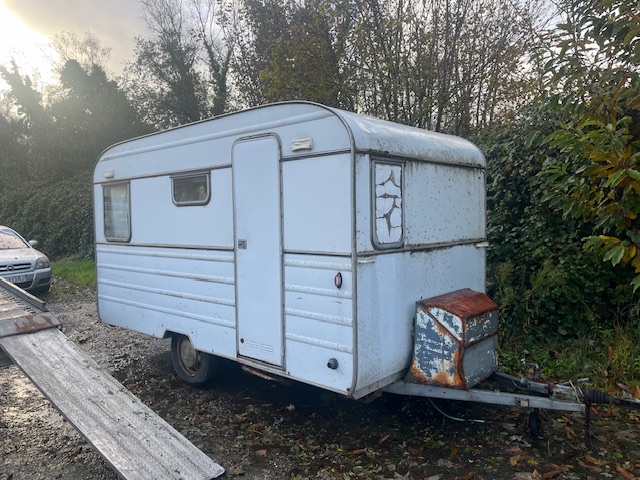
[93, 102, 488, 399]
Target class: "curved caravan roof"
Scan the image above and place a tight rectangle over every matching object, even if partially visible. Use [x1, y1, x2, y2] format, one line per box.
[96, 102, 484, 179]
[329, 107, 484, 168]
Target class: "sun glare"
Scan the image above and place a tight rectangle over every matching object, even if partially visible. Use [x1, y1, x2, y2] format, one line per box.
[0, 6, 58, 85]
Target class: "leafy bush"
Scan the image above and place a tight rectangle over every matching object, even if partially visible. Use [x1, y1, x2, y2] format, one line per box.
[537, 0, 640, 290]
[0, 171, 94, 259]
[483, 0, 640, 384]
[474, 115, 636, 339]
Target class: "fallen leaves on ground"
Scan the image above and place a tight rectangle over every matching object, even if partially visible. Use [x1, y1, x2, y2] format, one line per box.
[513, 470, 542, 480]
[346, 448, 366, 456]
[615, 465, 636, 480]
[450, 439, 458, 458]
[584, 454, 603, 466]
[577, 460, 602, 473]
[540, 465, 572, 479]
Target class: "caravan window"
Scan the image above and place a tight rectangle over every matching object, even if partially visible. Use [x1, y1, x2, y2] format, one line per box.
[372, 161, 404, 248]
[103, 183, 131, 242]
[172, 173, 210, 206]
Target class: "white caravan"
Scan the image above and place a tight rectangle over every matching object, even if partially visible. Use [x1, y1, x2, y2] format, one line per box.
[93, 102, 493, 400]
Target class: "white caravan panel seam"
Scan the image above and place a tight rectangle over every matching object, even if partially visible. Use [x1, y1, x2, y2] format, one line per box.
[97, 242, 234, 252]
[285, 333, 353, 354]
[280, 148, 351, 161]
[99, 280, 235, 307]
[355, 238, 487, 256]
[284, 308, 353, 327]
[97, 246, 234, 262]
[283, 259, 352, 271]
[98, 263, 234, 285]
[94, 165, 232, 185]
[284, 284, 353, 299]
[99, 295, 235, 328]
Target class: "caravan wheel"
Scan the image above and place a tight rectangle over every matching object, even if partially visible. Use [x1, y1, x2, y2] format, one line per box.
[171, 335, 218, 386]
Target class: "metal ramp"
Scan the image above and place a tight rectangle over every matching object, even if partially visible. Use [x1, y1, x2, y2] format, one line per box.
[0, 278, 224, 480]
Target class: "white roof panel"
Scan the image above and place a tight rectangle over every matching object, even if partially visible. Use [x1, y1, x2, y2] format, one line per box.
[96, 102, 484, 180]
[331, 108, 485, 168]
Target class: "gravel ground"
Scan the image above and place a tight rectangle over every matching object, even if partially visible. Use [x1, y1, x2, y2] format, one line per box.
[2, 285, 640, 480]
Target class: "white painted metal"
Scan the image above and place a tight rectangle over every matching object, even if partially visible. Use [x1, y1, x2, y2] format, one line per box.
[94, 101, 487, 399]
[404, 162, 485, 246]
[129, 169, 234, 248]
[282, 153, 352, 254]
[383, 382, 585, 412]
[337, 110, 484, 168]
[352, 150, 486, 397]
[233, 137, 283, 366]
[353, 245, 485, 397]
[96, 244, 238, 358]
[283, 253, 354, 392]
[356, 156, 485, 253]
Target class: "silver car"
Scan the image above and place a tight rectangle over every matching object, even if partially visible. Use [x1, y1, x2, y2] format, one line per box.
[0, 226, 51, 293]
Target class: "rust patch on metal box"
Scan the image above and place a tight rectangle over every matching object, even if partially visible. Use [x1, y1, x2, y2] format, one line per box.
[406, 344, 466, 388]
[406, 289, 498, 390]
[418, 288, 497, 320]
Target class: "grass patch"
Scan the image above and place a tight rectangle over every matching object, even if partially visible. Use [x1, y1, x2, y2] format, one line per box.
[499, 321, 640, 390]
[52, 257, 96, 289]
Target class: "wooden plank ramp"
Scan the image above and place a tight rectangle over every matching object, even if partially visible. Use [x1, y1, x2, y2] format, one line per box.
[0, 280, 224, 480]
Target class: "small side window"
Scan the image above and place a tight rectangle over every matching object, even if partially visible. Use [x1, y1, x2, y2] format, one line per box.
[373, 161, 404, 248]
[172, 173, 211, 206]
[104, 183, 131, 242]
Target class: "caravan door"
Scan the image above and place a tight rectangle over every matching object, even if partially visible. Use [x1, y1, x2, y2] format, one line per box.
[232, 136, 284, 367]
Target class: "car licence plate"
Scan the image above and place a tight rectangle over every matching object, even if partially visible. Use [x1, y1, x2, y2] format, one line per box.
[7, 275, 29, 284]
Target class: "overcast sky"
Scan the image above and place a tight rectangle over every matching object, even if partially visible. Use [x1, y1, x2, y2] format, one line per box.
[1, 0, 148, 77]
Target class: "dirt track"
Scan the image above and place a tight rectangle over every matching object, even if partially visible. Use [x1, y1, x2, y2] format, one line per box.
[2, 286, 640, 479]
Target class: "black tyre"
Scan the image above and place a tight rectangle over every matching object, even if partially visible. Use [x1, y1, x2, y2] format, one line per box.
[170, 334, 218, 386]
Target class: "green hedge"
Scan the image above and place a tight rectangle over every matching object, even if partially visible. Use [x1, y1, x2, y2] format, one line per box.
[0, 171, 94, 259]
[474, 119, 636, 338]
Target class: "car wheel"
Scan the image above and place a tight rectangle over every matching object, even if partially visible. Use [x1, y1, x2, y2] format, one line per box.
[170, 334, 218, 386]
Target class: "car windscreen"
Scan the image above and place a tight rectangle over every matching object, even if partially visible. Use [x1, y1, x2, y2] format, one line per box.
[0, 230, 29, 249]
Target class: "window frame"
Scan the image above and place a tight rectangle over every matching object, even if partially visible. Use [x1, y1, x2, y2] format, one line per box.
[103, 182, 132, 243]
[171, 172, 211, 206]
[371, 158, 405, 250]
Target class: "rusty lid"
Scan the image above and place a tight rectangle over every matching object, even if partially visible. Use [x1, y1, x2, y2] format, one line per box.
[418, 289, 498, 319]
